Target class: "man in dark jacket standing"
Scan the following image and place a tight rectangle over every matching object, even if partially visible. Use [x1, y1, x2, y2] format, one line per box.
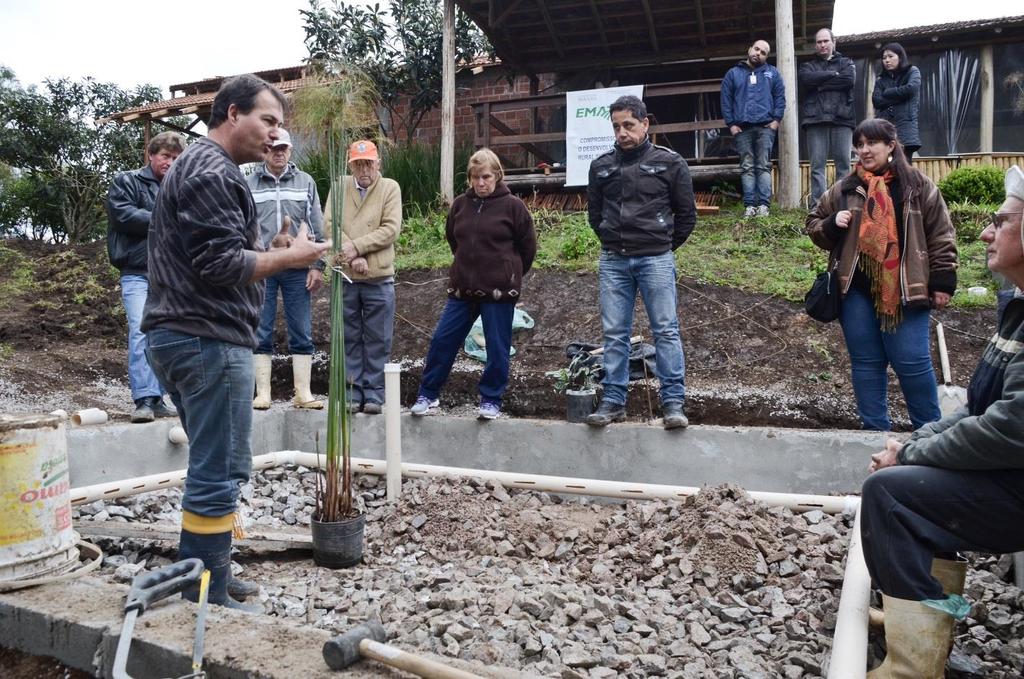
[799, 28, 856, 206]
[586, 95, 696, 429]
[721, 39, 787, 218]
[106, 131, 184, 423]
[143, 75, 330, 609]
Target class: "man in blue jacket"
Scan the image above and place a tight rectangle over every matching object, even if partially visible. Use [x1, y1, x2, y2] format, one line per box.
[721, 39, 787, 218]
[106, 131, 185, 423]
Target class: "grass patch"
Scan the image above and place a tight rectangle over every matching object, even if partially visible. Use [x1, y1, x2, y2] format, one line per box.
[394, 200, 997, 308]
[0, 342, 12, 363]
[0, 242, 37, 306]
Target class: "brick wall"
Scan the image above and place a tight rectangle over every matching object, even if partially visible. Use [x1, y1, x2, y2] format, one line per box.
[389, 69, 560, 159]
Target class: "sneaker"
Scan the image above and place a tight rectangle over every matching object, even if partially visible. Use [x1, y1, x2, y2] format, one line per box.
[362, 402, 382, 415]
[662, 401, 689, 430]
[478, 401, 501, 420]
[131, 399, 155, 424]
[743, 206, 757, 218]
[148, 396, 177, 419]
[586, 400, 626, 427]
[756, 204, 770, 217]
[410, 396, 439, 416]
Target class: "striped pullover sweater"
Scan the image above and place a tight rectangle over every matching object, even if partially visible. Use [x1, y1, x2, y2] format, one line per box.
[142, 138, 264, 348]
[899, 293, 1024, 470]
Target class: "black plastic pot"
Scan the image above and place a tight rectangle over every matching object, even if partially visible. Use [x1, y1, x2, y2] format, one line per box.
[566, 389, 597, 423]
[311, 512, 365, 568]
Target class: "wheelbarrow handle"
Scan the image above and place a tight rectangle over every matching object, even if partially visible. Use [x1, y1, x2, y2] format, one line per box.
[125, 558, 204, 614]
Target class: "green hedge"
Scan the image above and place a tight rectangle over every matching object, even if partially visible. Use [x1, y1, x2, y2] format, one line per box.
[938, 165, 1005, 205]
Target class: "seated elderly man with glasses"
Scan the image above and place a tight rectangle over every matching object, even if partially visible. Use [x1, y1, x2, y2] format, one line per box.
[858, 165, 1024, 677]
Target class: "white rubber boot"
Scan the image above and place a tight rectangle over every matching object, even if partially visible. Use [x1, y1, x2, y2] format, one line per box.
[252, 354, 272, 410]
[291, 354, 323, 409]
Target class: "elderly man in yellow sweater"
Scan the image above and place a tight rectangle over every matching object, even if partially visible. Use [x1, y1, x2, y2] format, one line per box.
[323, 140, 402, 414]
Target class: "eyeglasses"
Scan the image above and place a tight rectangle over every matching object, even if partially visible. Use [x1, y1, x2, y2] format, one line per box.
[991, 212, 1024, 230]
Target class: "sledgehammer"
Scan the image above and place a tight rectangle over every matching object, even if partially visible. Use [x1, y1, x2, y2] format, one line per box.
[323, 622, 483, 678]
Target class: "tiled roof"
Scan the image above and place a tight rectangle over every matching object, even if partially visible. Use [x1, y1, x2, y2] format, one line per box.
[838, 14, 1024, 43]
[99, 76, 322, 123]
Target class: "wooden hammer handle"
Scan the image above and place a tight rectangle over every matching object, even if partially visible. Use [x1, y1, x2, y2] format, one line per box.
[588, 334, 643, 356]
[359, 639, 483, 679]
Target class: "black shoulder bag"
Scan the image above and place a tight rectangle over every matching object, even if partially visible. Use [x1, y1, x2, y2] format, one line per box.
[804, 262, 840, 323]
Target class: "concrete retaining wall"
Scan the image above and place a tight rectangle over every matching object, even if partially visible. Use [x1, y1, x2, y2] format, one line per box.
[67, 408, 879, 496]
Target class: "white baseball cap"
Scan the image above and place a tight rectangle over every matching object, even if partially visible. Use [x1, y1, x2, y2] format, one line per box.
[270, 129, 293, 149]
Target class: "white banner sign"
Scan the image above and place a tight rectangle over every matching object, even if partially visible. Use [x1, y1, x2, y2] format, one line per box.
[565, 85, 645, 187]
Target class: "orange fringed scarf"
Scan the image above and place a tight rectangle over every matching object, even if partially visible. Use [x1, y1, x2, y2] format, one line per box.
[856, 165, 901, 330]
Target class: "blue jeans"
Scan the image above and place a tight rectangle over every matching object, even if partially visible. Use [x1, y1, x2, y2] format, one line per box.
[255, 268, 314, 355]
[598, 250, 686, 405]
[734, 125, 775, 207]
[418, 299, 515, 407]
[343, 281, 395, 406]
[121, 274, 164, 401]
[839, 287, 940, 431]
[806, 123, 853, 205]
[146, 329, 254, 517]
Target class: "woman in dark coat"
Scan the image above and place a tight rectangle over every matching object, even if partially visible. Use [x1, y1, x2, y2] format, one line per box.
[872, 42, 922, 160]
[409, 148, 537, 420]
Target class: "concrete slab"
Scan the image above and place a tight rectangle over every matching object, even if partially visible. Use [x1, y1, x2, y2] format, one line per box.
[67, 407, 878, 495]
[0, 577, 528, 678]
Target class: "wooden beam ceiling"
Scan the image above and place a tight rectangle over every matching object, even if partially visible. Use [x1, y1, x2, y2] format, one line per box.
[639, 0, 660, 54]
[536, 0, 565, 59]
[588, 0, 611, 54]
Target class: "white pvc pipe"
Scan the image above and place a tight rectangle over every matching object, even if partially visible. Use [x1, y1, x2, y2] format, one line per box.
[72, 408, 108, 426]
[826, 504, 869, 679]
[70, 449, 859, 514]
[168, 426, 189, 445]
[383, 363, 402, 503]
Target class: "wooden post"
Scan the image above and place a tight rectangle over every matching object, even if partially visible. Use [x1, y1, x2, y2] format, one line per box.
[980, 44, 994, 161]
[865, 67, 876, 119]
[440, 0, 456, 204]
[143, 118, 152, 165]
[774, 0, 800, 208]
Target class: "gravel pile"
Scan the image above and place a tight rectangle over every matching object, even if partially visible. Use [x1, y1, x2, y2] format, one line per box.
[75, 469, 1024, 678]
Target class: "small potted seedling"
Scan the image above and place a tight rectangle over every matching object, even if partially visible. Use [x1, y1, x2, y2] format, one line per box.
[546, 353, 600, 423]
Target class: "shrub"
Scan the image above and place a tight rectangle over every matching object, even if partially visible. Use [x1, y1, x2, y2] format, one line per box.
[381, 141, 474, 216]
[938, 165, 1005, 205]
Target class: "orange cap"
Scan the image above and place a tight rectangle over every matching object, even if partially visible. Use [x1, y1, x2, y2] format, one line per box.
[347, 140, 379, 162]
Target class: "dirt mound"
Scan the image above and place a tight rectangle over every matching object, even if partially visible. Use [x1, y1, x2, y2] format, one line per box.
[0, 240, 994, 429]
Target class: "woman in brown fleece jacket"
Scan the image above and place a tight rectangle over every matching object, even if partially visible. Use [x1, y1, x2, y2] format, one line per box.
[410, 149, 537, 420]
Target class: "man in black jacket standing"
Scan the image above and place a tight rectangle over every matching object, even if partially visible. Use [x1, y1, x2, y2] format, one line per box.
[586, 95, 696, 429]
[799, 28, 856, 206]
[106, 131, 184, 423]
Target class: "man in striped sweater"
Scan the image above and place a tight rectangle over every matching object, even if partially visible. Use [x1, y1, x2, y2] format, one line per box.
[860, 165, 1024, 676]
[142, 74, 330, 609]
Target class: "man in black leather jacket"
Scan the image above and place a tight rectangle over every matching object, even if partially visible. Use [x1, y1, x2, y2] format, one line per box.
[106, 131, 184, 423]
[799, 28, 856, 206]
[586, 95, 697, 430]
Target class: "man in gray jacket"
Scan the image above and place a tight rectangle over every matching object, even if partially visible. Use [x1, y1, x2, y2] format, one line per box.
[106, 131, 185, 423]
[246, 129, 326, 410]
[859, 166, 1024, 676]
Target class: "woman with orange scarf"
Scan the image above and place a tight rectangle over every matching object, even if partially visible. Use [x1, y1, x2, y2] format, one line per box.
[806, 119, 958, 431]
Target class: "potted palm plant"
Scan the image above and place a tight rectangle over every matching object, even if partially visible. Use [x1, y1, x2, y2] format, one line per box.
[546, 353, 600, 423]
[291, 63, 378, 568]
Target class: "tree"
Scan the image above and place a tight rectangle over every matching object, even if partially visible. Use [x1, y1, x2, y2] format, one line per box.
[300, 0, 493, 140]
[0, 67, 164, 242]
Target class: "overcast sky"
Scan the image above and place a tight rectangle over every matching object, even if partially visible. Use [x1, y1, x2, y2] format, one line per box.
[0, 0, 1020, 92]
